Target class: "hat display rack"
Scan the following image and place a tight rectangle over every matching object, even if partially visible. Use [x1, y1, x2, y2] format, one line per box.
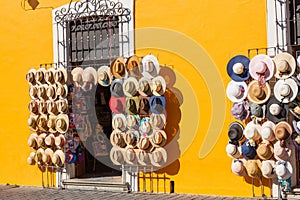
[226, 50, 299, 197]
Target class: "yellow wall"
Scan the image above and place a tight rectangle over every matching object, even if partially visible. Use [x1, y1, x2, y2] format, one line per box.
[0, 0, 268, 197]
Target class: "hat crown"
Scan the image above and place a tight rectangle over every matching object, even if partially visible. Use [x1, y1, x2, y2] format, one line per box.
[153, 151, 162, 163]
[153, 131, 163, 144]
[277, 60, 289, 72]
[261, 127, 273, 140]
[45, 70, 54, 83]
[255, 61, 267, 74]
[279, 83, 291, 97]
[275, 127, 289, 140]
[232, 63, 244, 75]
[231, 103, 244, 115]
[244, 126, 259, 140]
[232, 160, 244, 173]
[139, 137, 150, 150]
[276, 164, 287, 177]
[126, 149, 135, 161]
[47, 117, 55, 129]
[229, 84, 243, 98]
[26, 71, 35, 84]
[252, 85, 265, 99]
[226, 143, 237, 154]
[270, 104, 281, 115]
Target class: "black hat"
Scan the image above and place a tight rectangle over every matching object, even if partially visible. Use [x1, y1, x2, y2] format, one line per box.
[266, 96, 287, 123]
[228, 121, 244, 142]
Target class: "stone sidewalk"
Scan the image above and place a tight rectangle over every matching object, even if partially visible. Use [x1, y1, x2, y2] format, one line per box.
[0, 185, 264, 200]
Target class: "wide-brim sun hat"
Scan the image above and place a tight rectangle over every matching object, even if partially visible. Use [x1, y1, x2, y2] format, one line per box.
[141, 54, 160, 79]
[150, 147, 167, 167]
[45, 133, 55, 147]
[97, 66, 113, 87]
[261, 160, 276, 179]
[228, 121, 244, 142]
[45, 68, 56, 85]
[137, 136, 152, 151]
[274, 121, 292, 141]
[150, 113, 166, 130]
[28, 115, 38, 132]
[138, 96, 150, 116]
[226, 55, 250, 82]
[249, 102, 265, 119]
[261, 120, 276, 142]
[38, 100, 47, 115]
[28, 100, 39, 115]
[56, 99, 68, 114]
[110, 146, 125, 165]
[158, 66, 176, 88]
[274, 140, 292, 161]
[247, 80, 271, 104]
[124, 145, 138, 165]
[52, 149, 65, 166]
[150, 129, 167, 148]
[256, 141, 274, 160]
[276, 161, 293, 180]
[274, 52, 296, 80]
[46, 84, 57, 101]
[245, 159, 263, 179]
[126, 114, 140, 130]
[231, 101, 250, 122]
[139, 117, 153, 137]
[37, 114, 48, 132]
[37, 84, 48, 101]
[149, 96, 166, 114]
[29, 85, 38, 100]
[55, 114, 69, 134]
[243, 121, 261, 141]
[82, 67, 98, 85]
[274, 78, 298, 104]
[126, 55, 141, 78]
[110, 129, 126, 148]
[249, 54, 274, 82]
[231, 159, 247, 176]
[35, 68, 46, 85]
[71, 67, 83, 87]
[226, 80, 248, 103]
[110, 79, 124, 98]
[55, 134, 66, 148]
[112, 113, 127, 131]
[138, 77, 152, 97]
[226, 142, 241, 159]
[56, 84, 68, 99]
[109, 96, 125, 114]
[151, 76, 167, 96]
[124, 129, 139, 147]
[123, 77, 139, 97]
[27, 133, 38, 149]
[54, 67, 67, 85]
[110, 57, 127, 79]
[125, 96, 139, 115]
[241, 139, 257, 160]
[26, 68, 37, 85]
[266, 96, 287, 123]
[136, 149, 152, 166]
[47, 100, 59, 116]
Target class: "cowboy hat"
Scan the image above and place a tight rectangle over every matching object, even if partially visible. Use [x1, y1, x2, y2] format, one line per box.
[231, 159, 247, 176]
[56, 84, 68, 99]
[228, 121, 244, 142]
[56, 99, 68, 114]
[257, 141, 274, 160]
[226, 55, 250, 82]
[45, 68, 56, 85]
[28, 115, 38, 132]
[110, 129, 126, 148]
[28, 100, 39, 115]
[82, 67, 97, 91]
[231, 101, 250, 122]
[55, 134, 66, 148]
[261, 160, 276, 179]
[150, 129, 167, 148]
[138, 77, 152, 97]
[37, 115, 48, 132]
[274, 140, 292, 161]
[26, 69, 37, 85]
[151, 113, 166, 130]
[274, 121, 292, 141]
[124, 129, 139, 147]
[126, 55, 141, 78]
[35, 68, 46, 85]
[27, 133, 38, 149]
[274, 78, 298, 103]
[110, 146, 125, 165]
[55, 114, 69, 133]
[38, 100, 47, 115]
[123, 77, 139, 97]
[261, 121, 276, 142]
[149, 96, 166, 114]
[110, 57, 127, 79]
[43, 148, 54, 163]
[124, 146, 138, 165]
[47, 115, 57, 133]
[29, 85, 38, 100]
[247, 80, 271, 104]
[37, 84, 48, 101]
[97, 66, 113, 87]
[266, 96, 287, 123]
[150, 147, 167, 167]
[126, 114, 140, 130]
[276, 161, 293, 180]
[226, 142, 241, 159]
[241, 139, 257, 160]
[137, 136, 152, 151]
[27, 152, 36, 165]
[226, 80, 248, 103]
[249, 54, 274, 82]
[112, 114, 126, 131]
[125, 97, 139, 115]
[54, 67, 67, 85]
[245, 159, 262, 179]
[151, 76, 167, 96]
[37, 133, 47, 148]
[45, 133, 55, 147]
[46, 84, 57, 101]
[141, 55, 160, 79]
[47, 100, 58, 115]
[109, 96, 125, 114]
[110, 79, 124, 97]
[138, 96, 150, 116]
[35, 148, 45, 163]
[139, 117, 153, 137]
[274, 52, 296, 80]
[136, 149, 152, 166]
[71, 67, 84, 87]
[52, 149, 65, 166]
[243, 121, 261, 141]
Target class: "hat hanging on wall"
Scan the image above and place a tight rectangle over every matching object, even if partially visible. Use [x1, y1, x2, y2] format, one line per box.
[112, 113, 127, 131]
[261, 160, 276, 179]
[27, 133, 38, 149]
[47, 100, 58, 115]
[231, 159, 247, 176]
[56, 99, 68, 114]
[45, 68, 56, 85]
[231, 100, 250, 122]
[150, 113, 166, 130]
[150, 147, 167, 167]
[110, 79, 124, 98]
[226, 80, 248, 103]
[137, 137, 152, 151]
[55, 114, 69, 134]
[150, 129, 167, 148]
[261, 120, 276, 142]
[82, 67, 97, 91]
[274, 121, 292, 142]
[97, 66, 113, 87]
[274, 78, 298, 104]
[256, 141, 274, 160]
[46, 84, 57, 101]
[37, 84, 48, 101]
[247, 80, 271, 104]
[274, 140, 292, 161]
[27, 152, 36, 165]
[227, 121, 244, 142]
[35, 68, 46, 85]
[56, 84, 68, 99]
[136, 149, 152, 166]
[47, 115, 57, 133]
[243, 121, 261, 141]
[126, 114, 140, 130]
[71, 67, 84, 87]
[123, 77, 139, 97]
[110, 146, 125, 165]
[55, 134, 66, 148]
[266, 96, 287, 123]
[26, 69, 37, 85]
[124, 129, 139, 147]
[158, 66, 176, 88]
[226, 142, 241, 159]
[38, 100, 47, 115]
[37, 115, 48, 132]
[52, 149, 65, 166]
[138, 77, 152, 97]
[226, 55, 250, 82]
[43, 148, 54, 164]
[273, 52, 296, 80]
[139, 117, 153, 137]
[141, 54, 160, 79]
[249, 102, 265, 120]
[151, 76, 167, 96]
[28, 100, 39, 115]
[275, 161, 293, 180]
[29, 85, 38, 100]
[110, 57, 127, 79]
[138, 96, 150, 116]
[126, 55, 141, 78]
[249, 54, 274, 87]
[149, 96, 166, 114]
[241, 139, 257, 160]
[244, 159, 262, 179]
[54, 67, 67, 85]
[109, 96, 125, 114]
[28, 115, 38, 132]
[125, 97, 140, 115]
[124, 145, 138, 165]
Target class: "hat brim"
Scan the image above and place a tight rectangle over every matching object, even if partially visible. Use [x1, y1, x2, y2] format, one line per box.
[141, 55, 160, 79]
[110, 57, 127, 79]
[226, 81, 248, 103]
[138, 77, 152, 97]
[249, 54, 274, 81]
[83, 67, 98, 85]
[274, 52, 296, 80]
[247, 81, 271, 104]
[55, 114, 69, 134]
[274, 78, 298, 104]
[97, 66, 113, 87]
[226, 55, 250, 82]
[109, 96, 125, 114]
[110, 79, 124, 98]
[150, 147, 167, 167]
[266, 96, 287, 123]
[110, 146, 125, 165]
[123, 77, 139, 97]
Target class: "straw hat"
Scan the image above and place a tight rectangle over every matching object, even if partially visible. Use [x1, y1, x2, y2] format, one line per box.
[261, 121, 276, 142]
[124, 146, 138, 165]
[126, 114, 140, 130]
[52, 149, 65, 166]
[56, 84, 68, 99]
[245, 159, 262, 179]
[226, 55, 250, 82]
[110, 79, 124, 97]
[110, 146, 125, 165]
[139, 117, 153, 137]
[136, 149, 152, 165]
[231, 159, 247, 176]
[38, 100, 47, 115]
[231, 101, 250, 122]
[151, 76, 167, 96]
[274, 121, 292, 141]
[241, 139, 257, 160]
[247, 80, 271, 104]
[150, 129, 167, 148]
[249, 54, 274, 82]
[226, 142, 241, 159]
[97, 66, 113, 87]
[274, 52, 296, 80]
[27, 133, 38, 149]
[56, 99, 68, 114]
[289, 105, 300, 120]
[28, 115, 38, 132]
[110, 129, 126, 148]
[43, 148, 54, 163]
[71, 67, 83, 87]
[150, 113, 166, 130]
[112, 114, 126, 131]
[149, 96, 166, 114]
[37, 133, 47, 148]
[55, 134, 66, 148]
[110, 57, 127, 79]
[28, 100, 39, 115]
[266, 96, 287, 123]
[47, 100, 58, 116]
[37, 84, 48, 101]
[138, 96, 150, 116]
[150, 147, 167, 167]
[46, 84, 57, 101]
[125, 97, 139, 115]
[37, 115, 48, 132]
[138, 77, 152, 97]
[261, 160, 276, 179]
[35, 68, 46, 85]
[141, 54, 160, 79]
[27, 152, 36, 165]
[276, 161, 293, 180]
[226, 80, 248, 103]
[26, 69, 36, 85]
[55, 114, 69, 133]
[274, 140, 292, 161]
[228, 121, 244, 142]
[123, 77, 139, 97]
[124, 129, 139, 147]
[126, 55, 141, 78]
[109, 96, 125, 114]
[29, 85, 38, 100]
[257, 141, 274, 160]
[35, 148, 45, 163]
[45, 133, 55, 146]
[45, 68, 56, 85]
[82, 67, 97, 91]
[274, 78, 298, 103]
[54, 67, 67, 85]
[243, 121, 261, 141]
[137, 137, 152, 151]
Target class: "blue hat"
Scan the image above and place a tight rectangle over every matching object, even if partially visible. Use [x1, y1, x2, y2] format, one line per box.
[227, 55, 250, 82]
[241, 140, 257, 159]
[150, 96, 166, 114]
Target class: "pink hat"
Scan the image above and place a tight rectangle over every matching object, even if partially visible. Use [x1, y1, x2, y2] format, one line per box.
[231, 159, 247, 176]
[274, 140, 292, 161]
[249, 54, 274, 83]
[109, 96, 125, 114]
